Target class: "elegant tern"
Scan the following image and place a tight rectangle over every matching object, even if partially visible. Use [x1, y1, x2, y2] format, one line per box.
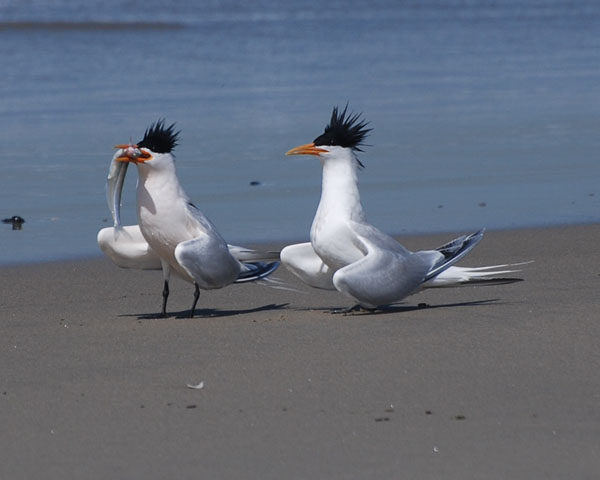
[97, 120, 279, 317]
[281, 106, 522, 312]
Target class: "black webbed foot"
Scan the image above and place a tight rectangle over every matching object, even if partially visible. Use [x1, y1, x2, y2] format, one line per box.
[328, 304, 377, 315]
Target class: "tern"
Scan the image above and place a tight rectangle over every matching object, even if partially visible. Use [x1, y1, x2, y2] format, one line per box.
[97, 120, 279, 318]
[281, 106, 522, 312]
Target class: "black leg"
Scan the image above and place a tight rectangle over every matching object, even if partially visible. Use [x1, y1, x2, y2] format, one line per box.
[189, 283, 200, 318]
[161, 280, 169, 318]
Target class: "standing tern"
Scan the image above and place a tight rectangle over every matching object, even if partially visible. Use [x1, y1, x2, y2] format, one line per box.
[97, 120, 279, 318]
[281, 106, 522, 312]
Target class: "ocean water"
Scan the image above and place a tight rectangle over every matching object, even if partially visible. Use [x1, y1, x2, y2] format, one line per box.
[0, 0, 599, 264]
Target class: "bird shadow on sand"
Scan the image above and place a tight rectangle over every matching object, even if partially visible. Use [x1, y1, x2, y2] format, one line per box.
[123, 303, 289, 320]
[307, 298, 503, 316]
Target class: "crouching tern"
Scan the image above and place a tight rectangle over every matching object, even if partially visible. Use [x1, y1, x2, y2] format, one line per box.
[97, 120, 279, 318]
[281, 106, 523, 312]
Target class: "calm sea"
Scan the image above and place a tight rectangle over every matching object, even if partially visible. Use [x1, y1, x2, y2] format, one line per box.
[1, 0, 599, 264]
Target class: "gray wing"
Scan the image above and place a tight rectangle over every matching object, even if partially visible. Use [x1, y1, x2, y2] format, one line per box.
[345, 220, 412, 256]
[178, 202, 279, 287]
[174, 233, 241, 290]
[423, 229, 485, 281]
[332, 221, 441, 308]
[184, 200, 237, 246]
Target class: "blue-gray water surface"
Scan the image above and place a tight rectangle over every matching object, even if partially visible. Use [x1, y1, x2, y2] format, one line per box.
[1, 0, 599, 264]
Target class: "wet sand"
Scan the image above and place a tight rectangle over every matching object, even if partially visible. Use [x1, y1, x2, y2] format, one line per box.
[1, 224, 599, 479]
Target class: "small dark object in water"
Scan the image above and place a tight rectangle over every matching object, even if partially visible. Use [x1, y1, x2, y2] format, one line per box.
[454, 415, 466, 420]
[478, 202, 487, 207]
[375, 417, 390, 422]
[249, 180, 262, 186]
[2, 216, 25, 230]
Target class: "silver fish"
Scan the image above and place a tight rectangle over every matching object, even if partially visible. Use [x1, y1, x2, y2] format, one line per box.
[106, 151, 129, 231]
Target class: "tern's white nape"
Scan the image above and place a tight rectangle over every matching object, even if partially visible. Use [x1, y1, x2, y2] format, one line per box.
[97, 120, 279, 318]
[281, 105, 524, 312]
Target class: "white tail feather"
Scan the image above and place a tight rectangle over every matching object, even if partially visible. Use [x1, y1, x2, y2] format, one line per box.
[424, 261, 530, 288]
[257, 276, 309, 294]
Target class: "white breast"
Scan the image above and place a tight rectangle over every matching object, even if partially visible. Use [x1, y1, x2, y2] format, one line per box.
[311, 211, 365, 271]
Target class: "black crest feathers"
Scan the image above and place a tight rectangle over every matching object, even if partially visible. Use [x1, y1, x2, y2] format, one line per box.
[137, 119, 179, 154]
[313, 105, 371, 152]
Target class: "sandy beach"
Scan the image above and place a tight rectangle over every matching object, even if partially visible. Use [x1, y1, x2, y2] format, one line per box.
[1, 224, 599, 479]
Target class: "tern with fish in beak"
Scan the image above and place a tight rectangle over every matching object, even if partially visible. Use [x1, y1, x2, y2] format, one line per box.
[97, 120, 279, 318]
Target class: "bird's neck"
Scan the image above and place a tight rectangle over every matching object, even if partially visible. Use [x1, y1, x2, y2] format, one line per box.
[136, 162, 185, 208]
[313, 155, 364, 228]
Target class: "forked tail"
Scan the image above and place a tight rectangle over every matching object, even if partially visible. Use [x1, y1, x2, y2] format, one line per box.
[235, 261, 280, 283]
[424, 229, 485, 282]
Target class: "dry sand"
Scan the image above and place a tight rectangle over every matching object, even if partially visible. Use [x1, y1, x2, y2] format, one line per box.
[1, 224, 599, 479]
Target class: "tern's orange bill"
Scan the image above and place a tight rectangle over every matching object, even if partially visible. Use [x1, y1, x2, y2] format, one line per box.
[286, 143, 328, 156]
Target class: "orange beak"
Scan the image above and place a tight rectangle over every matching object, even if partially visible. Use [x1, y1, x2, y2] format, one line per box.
[114, 144, 152, 162]
[286, 143, 328, 157]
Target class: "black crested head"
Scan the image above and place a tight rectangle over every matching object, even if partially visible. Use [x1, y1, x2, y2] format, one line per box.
[137, 119, 179, 154]
[313, 105, 371, 152]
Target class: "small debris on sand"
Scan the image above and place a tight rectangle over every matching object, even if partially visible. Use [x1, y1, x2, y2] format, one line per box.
[186, 381, 205, 390]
